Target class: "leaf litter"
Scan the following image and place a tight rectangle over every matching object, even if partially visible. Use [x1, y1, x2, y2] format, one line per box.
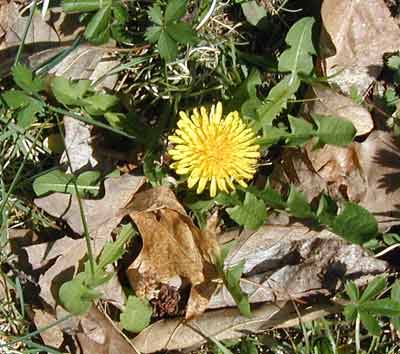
[4, 0, 400, 353]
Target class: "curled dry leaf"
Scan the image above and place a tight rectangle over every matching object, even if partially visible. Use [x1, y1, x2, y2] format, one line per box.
[132, 301, 341, 353]
[207, 225, 388, 309]
[320, 0, 400, 94]
[32, 175, 145, 308]
[77, 307, 138, 354]
[32, 309, 64, 348]
[302, 85, 373, 136]
[283, 130, 400, 231]
[126, 187, 220, 319]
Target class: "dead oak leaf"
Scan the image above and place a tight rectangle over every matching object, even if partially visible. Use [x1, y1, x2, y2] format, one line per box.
[126, 187, 220, 318]
[320, 0, 400, 94]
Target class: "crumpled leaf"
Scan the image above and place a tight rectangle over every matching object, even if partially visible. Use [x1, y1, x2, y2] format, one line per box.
[302, 85, 373, 136]
[283, 130, 400, 231]
[207, 225, 388, 309]
[320, 0, 400, 94]
[32, 175, 145, 308]
[125, 187, 220, 319]
[132, 301, 341, 353]
[77, 307, 138, 354]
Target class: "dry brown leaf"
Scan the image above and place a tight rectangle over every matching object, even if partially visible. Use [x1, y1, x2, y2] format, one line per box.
[126, 187, 220, 318]
[207, 225, 388, 309]
[132, 301, 342, 353]
[33, 309, 64, 348]
[321, 0, 400, 94]
[302, 85, 373, 136]
[32, 175, 145, 308]
[286, 130, 400, 231]
[77, 307, 138, 354]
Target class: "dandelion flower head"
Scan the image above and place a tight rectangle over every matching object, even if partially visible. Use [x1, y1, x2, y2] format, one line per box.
[168, 102, 260, 197]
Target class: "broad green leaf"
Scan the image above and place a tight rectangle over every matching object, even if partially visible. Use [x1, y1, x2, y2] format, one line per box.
[359, 299, 400, 317]
[59, 278, 101, 315]
[17, 100, 44, 128]
[158, 30, 178, 61]
[63, 0, 108, 12]
[316, 194, 337, 226]
[166, 22, 196, 44]
[241, 97, 262, 121]
[164, 0, 187, 23]
[241, 1, 267, 26]
[232, 68, 262, 105]
[145, 25, 162, 43]
[392, 316, 400, 331]
[33, 169, 100, 197]
[51, 77, 91, 106]
[82, 94, 119, 115]
[257, 185, 286, 209]
[391, 280, 400, 302]
[278, 17, 316, 76]
[345, 281, 360, 302]
[286, 185, 313, 219]
[186, 198, 214, 229]
[343, 304, 357, 321]
[84, 5, 111, 43]
[224, 261, 251, 317]
[215, 192, 242, 206]
[97, 223, 136, 269]
[120, 296, 153, 333]
[360, 277, 387, 303]
[313, 115, 356, 147]
[387, 55, 400, 70]
[384, 233, 400, 245]
[226, 192, 267, 230]
[2, 90, 29, 109]
[359, 311, 381, 336]
[255, 75, 300, 132]
[256, 126, 288, 146]
[12, 64, 44, 94]
[287, 115, 314, 146]
[112, 4, 128, 24]
[331, 202, 378, 244]
[148, 4, 163, 25]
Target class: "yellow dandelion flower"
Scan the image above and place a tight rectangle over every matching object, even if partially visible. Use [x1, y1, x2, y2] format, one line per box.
[168, 102, 260, 197]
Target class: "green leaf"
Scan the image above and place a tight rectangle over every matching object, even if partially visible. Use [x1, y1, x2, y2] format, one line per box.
[82, 94, 119, 115]
[143, 151, 167, 187]
[84, 6, 111, 43]
[256, 127, 288, 147]
[391, 280, 400, 302]
[387, 55, 400, 70]
[164, 0, 187, 23]
[224, 261, 251, 317]
[240, 338, 259, 354]
[148, 4, 163, 25]
[12, 64, 44, 94]
[359, 311, 381, 336]
[331, 202, 378, 244]
[63, 0, 107, 12]
[359, 299, 400, 317]
[97, 223, 136, 269]
[226, 192, 267, 230]
[2, 90, 30, 110]
[33, 169, 100, 197]
[158, 30, 178, 61]
[166, 22, 196, 44]
[59, 277, 101, 315]
[241, 97, 263, 121]
[241, 1, 267, 27]
[278, 17, 316, 76]
[16, 100, 44, 128]
[343, 304, 358, 322]
[257, 185, 286, 209]
[287, 115, 315, 146]
[316, 194, 337, 226]
[112, 3, 128, 24]
[360, 277, 387, 303]
[51, 77, 91, 106]
[345, 281, 360, 302]
[120, 296, 153, 333]
[255, 75, 300, 132]
[286, 185, 314, 219]
[312, 115, 356, 147]
[145, 25, 162, 43]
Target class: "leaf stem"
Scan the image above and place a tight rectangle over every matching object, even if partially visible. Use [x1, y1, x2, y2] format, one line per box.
[355, 312, 361, 354]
